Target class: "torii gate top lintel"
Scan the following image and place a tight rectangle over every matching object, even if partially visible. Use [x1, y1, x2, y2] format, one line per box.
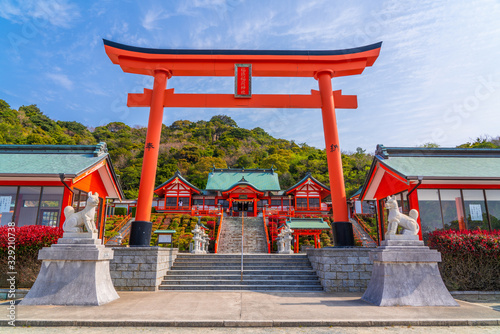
[103, 39, 382, 78]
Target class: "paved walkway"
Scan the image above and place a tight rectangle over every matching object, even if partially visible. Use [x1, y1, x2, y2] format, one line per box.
[2, 291, 499, 328]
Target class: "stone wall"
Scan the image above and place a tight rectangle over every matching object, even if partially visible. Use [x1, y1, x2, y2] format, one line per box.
[306, 248, 373, 292]
[110, 247, 178, 291]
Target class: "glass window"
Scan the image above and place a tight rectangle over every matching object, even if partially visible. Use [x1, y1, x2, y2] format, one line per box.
[205, 199, 215, 206]
[485, 190, 500, 230]
[439, 189, 465, 230]
[178, 197, 189, 206]
[271, 199, 281, 206]
[166, 197, 177, 206]
[309, 198, 320, 208]
[0, 186, 17, 226]
[361, 201, 372, 214]
[38, 187, 64, 227]
[257, 200, 268, 208]
[296, 197, 307, 208]
[16, 187, 41, 227]
[72, 189, 88, 212]
[218, 199, 229, 208]
[417, 189, 442, 233]
[463, 190, 489, 230]
[194, 199, 204, 205]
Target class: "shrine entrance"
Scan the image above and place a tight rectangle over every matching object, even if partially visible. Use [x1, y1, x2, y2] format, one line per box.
[103, 40, 382, 247]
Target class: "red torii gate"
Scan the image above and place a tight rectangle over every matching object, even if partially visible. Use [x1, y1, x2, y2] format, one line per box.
[103, 39, 382, 246]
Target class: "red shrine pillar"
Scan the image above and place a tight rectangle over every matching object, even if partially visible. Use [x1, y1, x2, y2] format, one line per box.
[129, 69, 171, 246]
[316, 70, 354, 246]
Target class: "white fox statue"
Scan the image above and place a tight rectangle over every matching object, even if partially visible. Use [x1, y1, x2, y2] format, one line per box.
[385, 195, 420, 235]
[62, 192, 99, 235]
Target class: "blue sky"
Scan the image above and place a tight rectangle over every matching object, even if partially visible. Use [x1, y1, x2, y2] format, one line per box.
[1, 0, 500, 152]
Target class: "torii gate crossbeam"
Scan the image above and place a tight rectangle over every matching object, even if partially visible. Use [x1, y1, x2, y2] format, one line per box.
[104, 39, 382, 247]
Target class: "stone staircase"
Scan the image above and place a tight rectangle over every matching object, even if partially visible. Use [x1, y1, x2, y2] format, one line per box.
[217, 216, 268, 253]
[159, 254, 323, 291]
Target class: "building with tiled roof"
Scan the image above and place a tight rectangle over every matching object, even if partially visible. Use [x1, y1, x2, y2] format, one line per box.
[0, 143, 124, 238]
[152, 168, 331, 217]
[358, 145, 500, 242]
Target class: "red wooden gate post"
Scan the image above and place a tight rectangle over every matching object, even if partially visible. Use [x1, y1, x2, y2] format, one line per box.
[129, 69, 171, 246]
[316, 70, 354, 246]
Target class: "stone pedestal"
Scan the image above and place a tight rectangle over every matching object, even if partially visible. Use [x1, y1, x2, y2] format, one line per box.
[20, 234, 119, 306]
[361, 238, 458, 306]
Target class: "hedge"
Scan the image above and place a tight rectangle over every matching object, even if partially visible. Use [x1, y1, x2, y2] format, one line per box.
[113, 207, 127, 216]
[427, 229, 500, 291]
[0, 225, 63, 288]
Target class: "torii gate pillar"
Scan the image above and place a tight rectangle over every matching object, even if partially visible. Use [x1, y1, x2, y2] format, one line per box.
[103, 40, 382, 247]
[129, 69, 171, 246]
[316, 70, 354, 246]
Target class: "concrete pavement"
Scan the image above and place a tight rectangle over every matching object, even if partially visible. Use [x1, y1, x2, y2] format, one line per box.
[1, 291, 499, 327]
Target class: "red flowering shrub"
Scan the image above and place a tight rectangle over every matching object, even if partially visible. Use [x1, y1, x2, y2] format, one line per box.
[427, 229, 500, 291]
[0, 225, 63, 288]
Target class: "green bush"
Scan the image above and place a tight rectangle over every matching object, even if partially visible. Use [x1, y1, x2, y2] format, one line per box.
[130, 207, 136, 217]
[114, 207, 127, 216]
[427, 229, 500, 291]
[0, 225, 63, 288]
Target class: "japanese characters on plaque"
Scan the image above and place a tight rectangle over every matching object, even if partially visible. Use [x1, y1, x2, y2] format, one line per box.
[235, 64, 252, 98]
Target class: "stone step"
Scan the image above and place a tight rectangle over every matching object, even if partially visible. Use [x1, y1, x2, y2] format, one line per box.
[159, 285, 324, 291]
[171, 265, 312, 270]
[176, 254, 309, 261]
[161, 279, 322, 286]
[162, 274, 319, 280]
[161, 250, 322, 292]
[172, 259, 310, 264]
[165, 269, 317, 275]
[218, 216, 268, 254]
[172, 262, 311, 266]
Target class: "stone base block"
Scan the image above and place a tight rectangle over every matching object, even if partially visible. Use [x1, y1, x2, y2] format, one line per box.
[20, 241, 119, 306]
[362, 242, 458, 307]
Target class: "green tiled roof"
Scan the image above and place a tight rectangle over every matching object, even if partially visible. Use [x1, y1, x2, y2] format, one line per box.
[0, 143, 108, 176]
[381, 156, 500, 178]
[286, 218, 330, 230]
[374, 145, 500, 179]
[205, 168, 281, 191]
[349, 187, 362, 198]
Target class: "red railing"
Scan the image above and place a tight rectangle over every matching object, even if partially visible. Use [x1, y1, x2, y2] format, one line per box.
[191, 206, 222, 217]
[104, 213, 132, 244]
[353, 214, 373, 236]
[265, 207, 295, 217]
[154, 205, 191, 211]
[214, 213, 224, 253]
[262, 209, 271, 253]
[353, 213, 378, 246]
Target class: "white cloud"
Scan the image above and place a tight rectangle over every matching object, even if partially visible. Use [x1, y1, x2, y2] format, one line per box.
[46, 73, 73, 90]
[0, 0, 80, 28]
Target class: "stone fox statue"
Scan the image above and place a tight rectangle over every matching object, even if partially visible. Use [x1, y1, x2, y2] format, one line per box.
[385, 195, 420, 235]
[63, 192, 99, 234]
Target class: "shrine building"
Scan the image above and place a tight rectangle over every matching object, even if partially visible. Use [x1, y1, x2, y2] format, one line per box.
[152, 168, 331, 218]
[0, 143, 124, 238]
[357, 145, 500, 242]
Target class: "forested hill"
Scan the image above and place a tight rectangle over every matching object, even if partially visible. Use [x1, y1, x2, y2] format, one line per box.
[2, 99, 497, 199]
